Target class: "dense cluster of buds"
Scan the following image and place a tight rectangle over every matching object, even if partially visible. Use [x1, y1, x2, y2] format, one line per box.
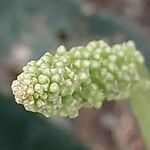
[11, 40, 144, 118]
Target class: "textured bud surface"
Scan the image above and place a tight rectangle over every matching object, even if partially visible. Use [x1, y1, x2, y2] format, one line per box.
[11, 40, 144, 118]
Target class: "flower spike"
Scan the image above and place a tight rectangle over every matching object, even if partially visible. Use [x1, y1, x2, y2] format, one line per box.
[11, 40, 144, 118]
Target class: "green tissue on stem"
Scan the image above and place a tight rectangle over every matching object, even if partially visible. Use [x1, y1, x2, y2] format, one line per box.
[130, 66, 150, 150]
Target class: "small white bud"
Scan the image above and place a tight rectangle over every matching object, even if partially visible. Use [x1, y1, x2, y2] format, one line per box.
[49, 83, 60, 93]
[34, 84, 43, 95]
[38, 75, 50, 84]
[57, 45, 66, 54]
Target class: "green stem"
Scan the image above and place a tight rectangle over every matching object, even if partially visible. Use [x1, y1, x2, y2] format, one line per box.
[130, 66, 150, 149]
